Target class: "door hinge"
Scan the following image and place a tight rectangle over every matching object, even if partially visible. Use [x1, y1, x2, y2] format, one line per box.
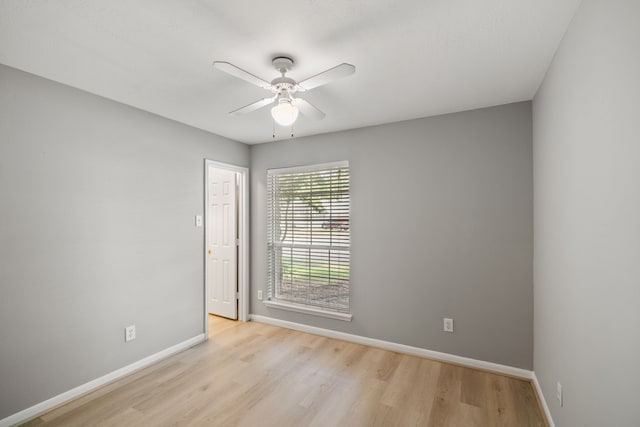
[236, 238, 240, 246]
[236, 291, 240, 300]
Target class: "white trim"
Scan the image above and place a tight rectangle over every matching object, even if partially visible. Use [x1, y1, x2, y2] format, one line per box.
[239, 166, 249, 323]
[249, 314, 533, 380]
[263, 300, 353, 321]
[0, 334, 205, 427]
[267, 160, 349, 175]
[203, 160, 250, 336]
[532, 372, 555, 427]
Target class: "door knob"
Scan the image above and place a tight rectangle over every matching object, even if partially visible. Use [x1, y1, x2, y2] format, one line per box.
[208, 249, 211, 254]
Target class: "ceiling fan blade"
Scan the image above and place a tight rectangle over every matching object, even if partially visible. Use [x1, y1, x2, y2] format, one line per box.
[293, 98, 326, 120]
[213, 61, 271, 89]
[229, 97, 275, 115]
[298, 63, 355, 91]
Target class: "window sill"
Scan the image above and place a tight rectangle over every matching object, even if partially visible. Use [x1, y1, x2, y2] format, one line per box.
[263, 300, 353, 322]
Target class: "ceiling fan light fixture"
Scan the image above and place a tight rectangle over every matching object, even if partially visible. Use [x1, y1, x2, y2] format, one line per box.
[213, 56, 355, 130]
[271, 98, 299, 127]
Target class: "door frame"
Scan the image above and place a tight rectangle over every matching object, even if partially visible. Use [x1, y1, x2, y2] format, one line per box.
[204, 159, 249, 338]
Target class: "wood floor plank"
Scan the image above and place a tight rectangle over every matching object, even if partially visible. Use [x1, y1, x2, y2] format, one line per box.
[427, 362, 463, 426]
[460, 367, 489, 408]
[23, 315, 546, 426]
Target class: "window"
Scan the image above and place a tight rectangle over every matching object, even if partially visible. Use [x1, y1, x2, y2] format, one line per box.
[267, 161, 351, 320]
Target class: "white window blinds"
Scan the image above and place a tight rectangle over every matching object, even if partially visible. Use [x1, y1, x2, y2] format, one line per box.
[267, 162, 350, 314]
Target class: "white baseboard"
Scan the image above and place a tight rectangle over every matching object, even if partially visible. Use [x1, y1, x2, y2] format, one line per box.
[0, 334, 206, 427]
[249, 314, 533, 380]
[532, 372, 555, 427]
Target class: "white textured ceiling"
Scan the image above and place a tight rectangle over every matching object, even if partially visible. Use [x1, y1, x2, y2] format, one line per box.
[0, 0, 581, 144]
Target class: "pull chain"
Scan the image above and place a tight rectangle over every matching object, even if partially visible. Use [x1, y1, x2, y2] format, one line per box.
[271, 121, 295, 139]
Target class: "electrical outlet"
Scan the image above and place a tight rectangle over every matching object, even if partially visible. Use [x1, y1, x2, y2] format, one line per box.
[125, 325, 136, 342]
[557, 381, 563, 406]
[195, 215, 203, 227]
[257, 290, 263, 301]
[444, 318, 454, 333]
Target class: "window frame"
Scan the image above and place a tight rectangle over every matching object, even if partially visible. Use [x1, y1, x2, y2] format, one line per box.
[265, 161, 352, 321]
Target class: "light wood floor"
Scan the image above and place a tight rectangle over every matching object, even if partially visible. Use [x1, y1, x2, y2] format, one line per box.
[24, 315, 546, 426]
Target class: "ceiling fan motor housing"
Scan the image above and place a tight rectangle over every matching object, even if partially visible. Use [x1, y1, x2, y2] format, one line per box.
[271, 57, 297, 96]
[271, 76, 296, 94]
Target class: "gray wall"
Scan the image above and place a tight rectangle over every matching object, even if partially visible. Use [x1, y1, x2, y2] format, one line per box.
[532, 0, 640, 425]
[0, 64, 249, 419]
[251, 102, 534, 369]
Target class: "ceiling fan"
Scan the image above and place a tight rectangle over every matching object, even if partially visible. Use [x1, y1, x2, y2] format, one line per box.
[212, 56, 355, 127]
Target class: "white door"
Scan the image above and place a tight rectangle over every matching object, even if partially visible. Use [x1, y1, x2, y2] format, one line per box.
[207, 166, 237, 319]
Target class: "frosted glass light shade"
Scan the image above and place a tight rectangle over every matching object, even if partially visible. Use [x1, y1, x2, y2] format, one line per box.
[271, 100, 299, 127]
